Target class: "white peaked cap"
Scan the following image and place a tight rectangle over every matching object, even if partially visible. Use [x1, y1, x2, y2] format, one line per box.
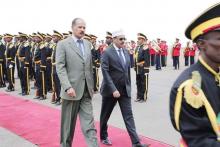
[112, 30, 125, 38]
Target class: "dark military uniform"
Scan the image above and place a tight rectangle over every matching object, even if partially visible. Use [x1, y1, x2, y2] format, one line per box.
[0, 39, 6, 87]
[33, 42, 41, 98]
[18, 41, 31, 95]
[45, 41, 53, 92]
[91, 46, 101, 92]
[39, 42, 47, 100]
[51, 42, 61, 104]
[134, 44, 150, 102]
[29, 33, 37, 82]
[170, 3, 220, 147]
[5, 41, 16, 91]
[51, 30, 63, 105]
[170, 58, 220, 147]
[29, 39, 36, 81]
[15, 40, 21, 78]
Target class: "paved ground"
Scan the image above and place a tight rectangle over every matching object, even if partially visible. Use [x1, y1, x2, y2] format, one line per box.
[0, 57, 192, 147]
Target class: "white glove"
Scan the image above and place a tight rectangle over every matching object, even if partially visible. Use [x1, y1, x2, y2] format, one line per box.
[9, 64, 13, 68]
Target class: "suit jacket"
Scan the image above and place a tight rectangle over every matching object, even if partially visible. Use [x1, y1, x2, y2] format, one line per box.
[56, 36, 94, 100]
[100, 44, 131, 97]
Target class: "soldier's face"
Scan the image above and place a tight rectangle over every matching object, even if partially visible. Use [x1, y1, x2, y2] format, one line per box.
[4, 37, 12, 42]
[45, 37, 52, 42]
[91, 38, 96, 45]
[137, 38, 144, 45]
[72, 20, 86, 39]
[35, 37, 42, 43]
[52, 36, 59, 43]
[105, 37, 112, 45]
[199, 31, 220, 64]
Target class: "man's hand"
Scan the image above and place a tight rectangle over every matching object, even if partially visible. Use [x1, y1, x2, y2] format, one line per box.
[67, 87, 76, 97]
[113, 90, 120, 98]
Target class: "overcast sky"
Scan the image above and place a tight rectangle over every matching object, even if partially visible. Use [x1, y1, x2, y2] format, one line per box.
[1, 0, 219, 44]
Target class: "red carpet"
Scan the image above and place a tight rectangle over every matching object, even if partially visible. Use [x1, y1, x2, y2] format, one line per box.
[0, 92, 173, 147]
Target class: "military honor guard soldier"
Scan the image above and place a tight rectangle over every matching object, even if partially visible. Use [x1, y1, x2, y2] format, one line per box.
[33, 33, 46, 100]
[0, 35, 6, 88]
[4, 34, 16, 92]
[51, 30, 63, 105]
[170, 2, 220, 147]
[134, 33, 150, 103]
[17, 32, 31, 95]
[90, 34, 101, 93]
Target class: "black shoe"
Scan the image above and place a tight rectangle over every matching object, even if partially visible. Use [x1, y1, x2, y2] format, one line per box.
[138, 100, 145, 103]
[51, 99, 59, 104]
[101, 138, 112, 146]
[5, 89, 12, 92]
[132, 143, 150, 147]
[48, 90, 53, 93]
[21, 92, 26, 96]
[39, 96, 46, 100]
[55, 101, 61, 106]
[135, 98, 141, 102]
[94, 90, 99, 94]
[34, 96, 40, 99]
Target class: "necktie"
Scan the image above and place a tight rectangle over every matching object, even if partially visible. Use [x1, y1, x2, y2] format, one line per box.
[77, 39, 84, 56]
[118, 49, 126, 68]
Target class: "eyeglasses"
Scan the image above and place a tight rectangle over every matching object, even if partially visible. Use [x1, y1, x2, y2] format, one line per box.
[119, 38, 126, 41]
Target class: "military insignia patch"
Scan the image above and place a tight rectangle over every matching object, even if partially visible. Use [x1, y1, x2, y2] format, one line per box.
[24, 42, 30, 47]
[184, 71, 205, 109]
[9, 43, 14, 49]
[40, 43, 45, 49]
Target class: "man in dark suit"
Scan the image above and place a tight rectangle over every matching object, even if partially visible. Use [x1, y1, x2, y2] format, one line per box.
[100, 30, 148, 147]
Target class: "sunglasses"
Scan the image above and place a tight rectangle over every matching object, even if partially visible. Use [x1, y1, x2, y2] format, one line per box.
[118, 38, 126, 41]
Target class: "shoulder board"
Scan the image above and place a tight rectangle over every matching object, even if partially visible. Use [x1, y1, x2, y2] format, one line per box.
[31, 42, 35, 47]
[184, 71, 204, 109]
[15, 42, 19, 46]
[44, 42, 49, 47]
[24, 42, 30, 47]
[9, 43, 14, 48]
[49, 43, 54, 49]
[40, 43, 45, 49]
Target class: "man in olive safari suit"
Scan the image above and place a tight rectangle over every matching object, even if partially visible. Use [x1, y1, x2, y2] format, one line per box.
[56, 18, 99, 147]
